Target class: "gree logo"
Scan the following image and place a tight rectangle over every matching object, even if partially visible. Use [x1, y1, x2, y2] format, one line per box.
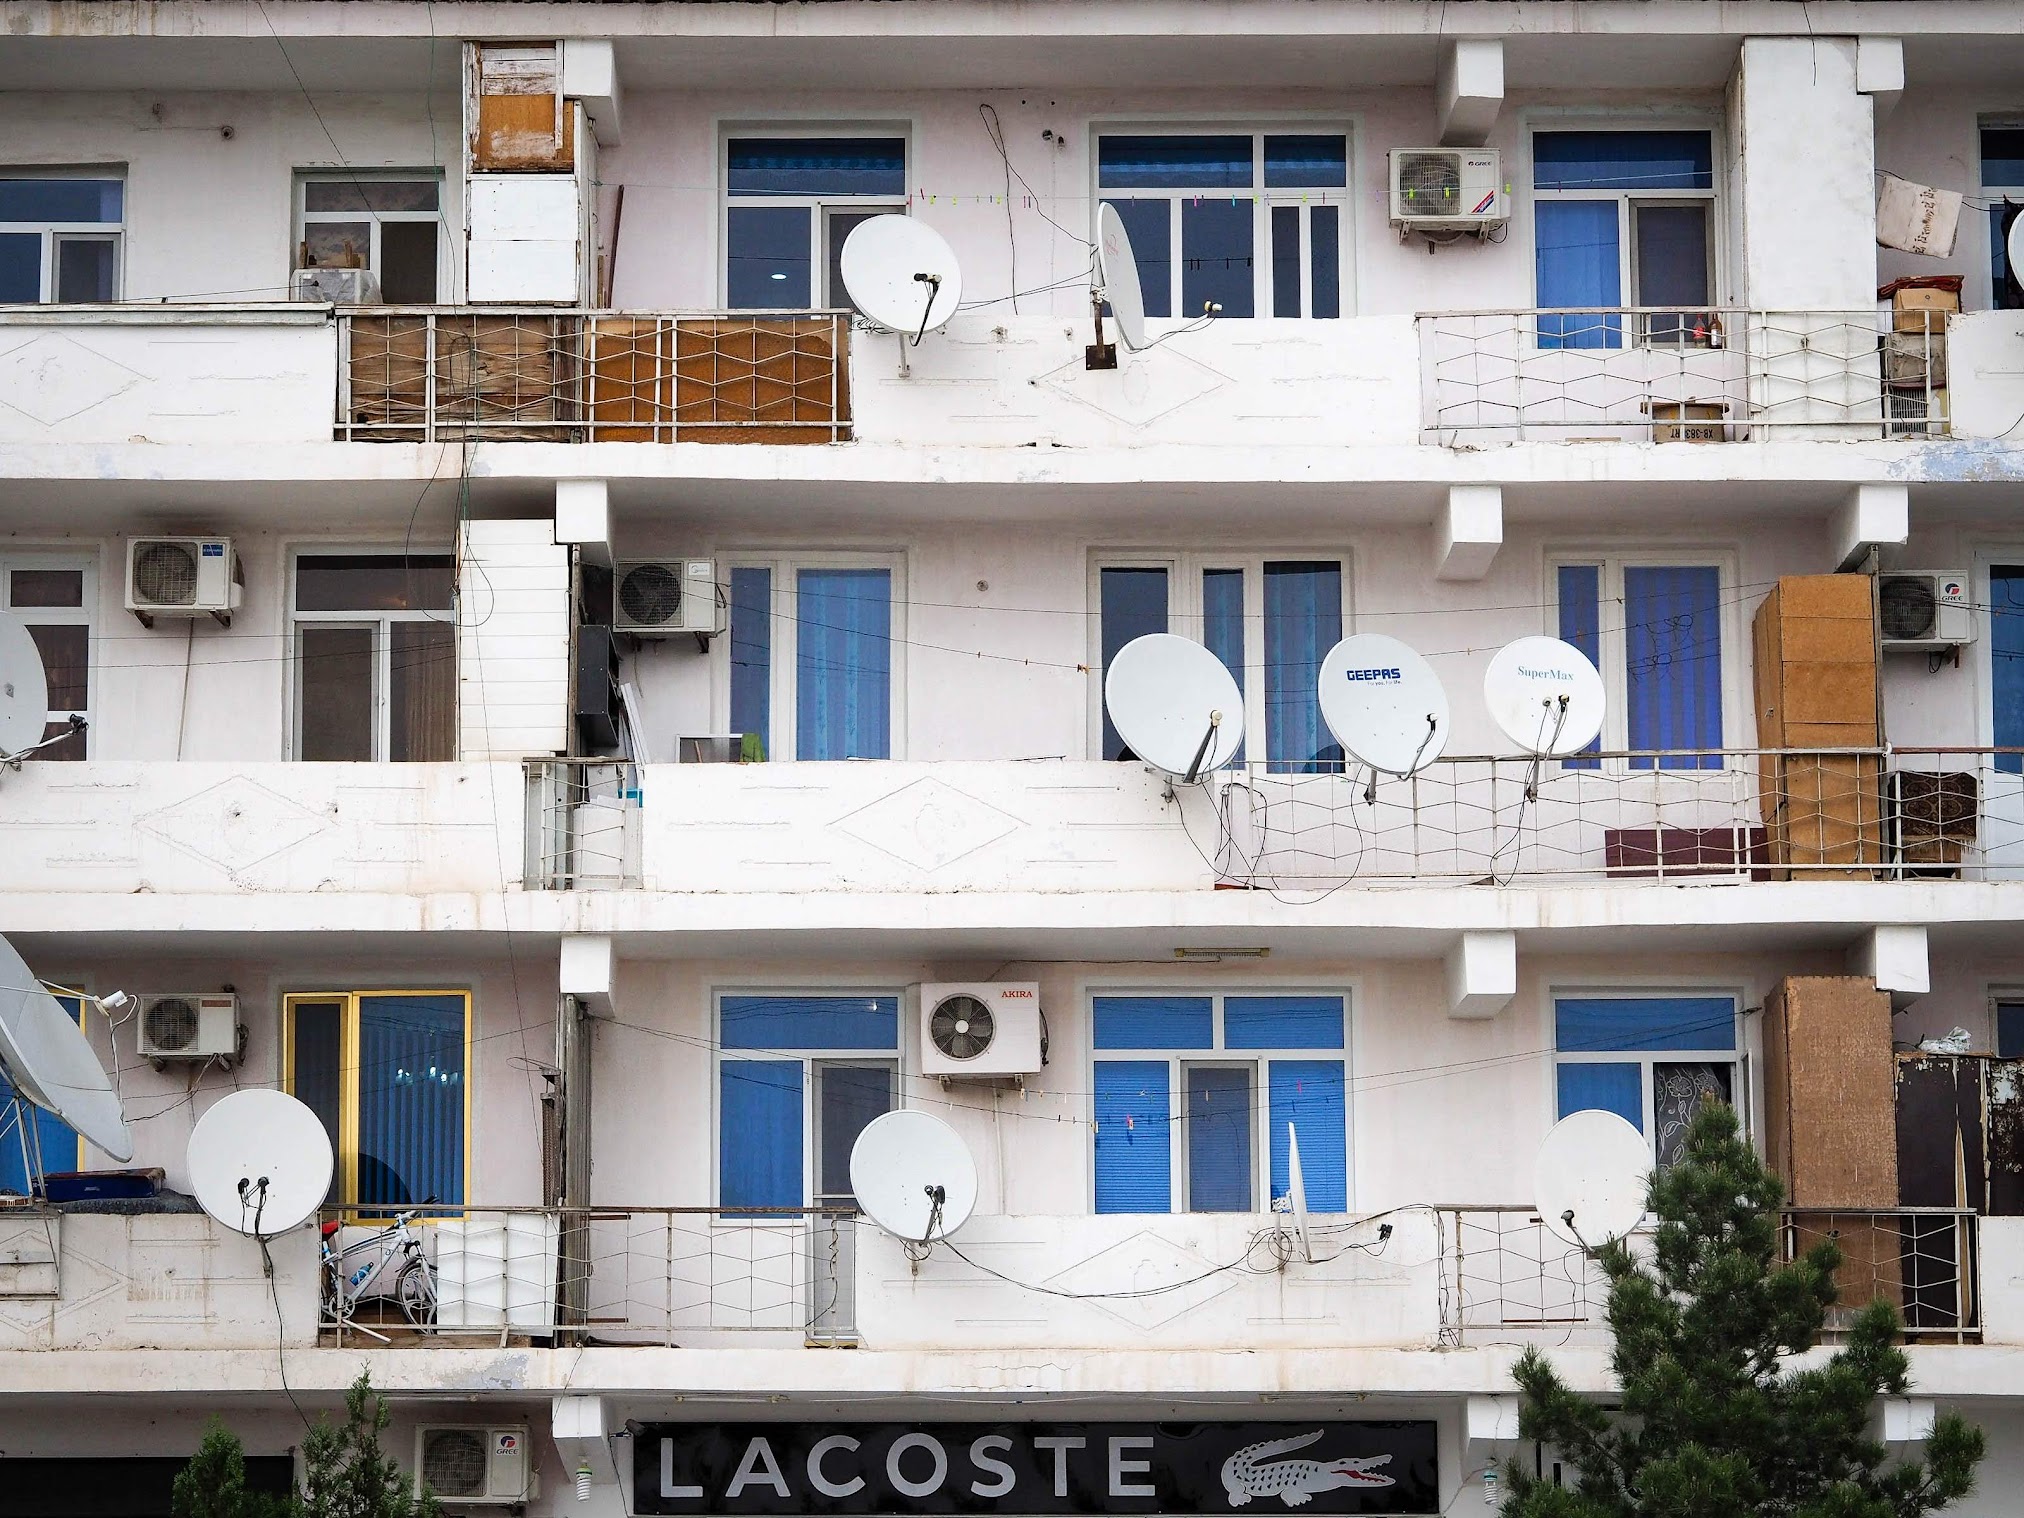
[1343, 668, 1401, 682]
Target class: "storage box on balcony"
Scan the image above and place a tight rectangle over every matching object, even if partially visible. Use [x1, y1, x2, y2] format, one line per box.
[1762, 976, 1898, 1208]
[1751, 574, 1878, 748]
[1764, 753, 1887, 876]
[1881, 276, 1962, 336]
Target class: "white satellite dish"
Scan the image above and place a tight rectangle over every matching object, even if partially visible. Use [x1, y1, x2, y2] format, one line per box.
[840, 214, 964, 343]
[1534, 1108, 1651, 1249]
[0, 934, 129, 1163]
[1104, 633, 1245, 782]
[0, 612, 50, 758]
[848, 1109, 978, 1244]
[2008, 218, 2024, 299]
[1097, 202, 1148, 353]
[1284, 1122, 1313, 1263]
[1485, 636, 1607, 757]
[1317, 634, 1451, 777]
[186, 1089, 334, 1237]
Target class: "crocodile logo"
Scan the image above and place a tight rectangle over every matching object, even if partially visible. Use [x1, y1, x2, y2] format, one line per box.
[1220, 1431, 1395, 1507]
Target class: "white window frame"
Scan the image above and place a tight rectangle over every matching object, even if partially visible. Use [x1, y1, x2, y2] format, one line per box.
[1549, 986, 1746, 1164]
[1088, 551, 1352, 766]
[1091, 124, 1353, 321]
[0, 168, 124, 303]
[717, 550, 907, 762]
[712, 987, 904, 1212]
[717, 126, 911, 309]
[1087, 986, 1353, 1215]
[287, 548, 456, 763]
[1545, 546, 1742, 767]
[1527, 121, 1722, 339]
[293, 170, 446, 299]
[0, 551, 94, 758]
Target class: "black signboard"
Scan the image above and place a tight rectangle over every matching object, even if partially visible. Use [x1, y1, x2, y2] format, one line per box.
[634, 1422, 1438, 1516]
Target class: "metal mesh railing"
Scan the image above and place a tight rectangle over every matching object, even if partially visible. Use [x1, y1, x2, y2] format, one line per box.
[1784, 1209, 1979, 1345]
[523, 758, 641, 889]
[337, 309, 852, 443]
[1204, 747, 2015, 889]
[1417, 308, 1945, 443]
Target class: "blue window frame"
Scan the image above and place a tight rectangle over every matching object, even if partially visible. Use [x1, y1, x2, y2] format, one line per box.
[1092, 991, 1348, 1214]
[1553, 993, 1738, 1167]
[1994, 566, 2024, 774]
[0, 995, 82, 1196]
[1557, 558, 1726, 768]
[1532, 130, 1715, 350]
[0, 175, 122, 304]
[724, 136, 907, 310]
[1097, 130, 1347, 322]
[727, 559, 896, 761]
[718, 993, 900, 1212]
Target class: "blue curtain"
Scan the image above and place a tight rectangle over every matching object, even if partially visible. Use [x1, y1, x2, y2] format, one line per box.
[1099, 567, 1170, 759]
[1093, 995, 1213, 1050]
[1186, 1066, 1253, 1212]
[0, 178, 123, 222]
[1624, 565, 1722, 769]
[726, 206, 811, 310]
[721, 1060, 803, 1214]
[727, 138, 905, 197]
[1555, 996, 1737, 1053]
[1102, 200, 1172, 320]
[1094, 1061, 1172, 1213]
[1269, 1060, 1347, 1212]
[1310, 206, 1340, 319]
[1264, 562, 1342, 773]
[1098, 136, 1252, 189]
[1994, 568, 2024, 773]
[0, 234, 38, 304]
[291, 999, 344, 1206]
[721, 995, 898, 1051]
[1533, 132, 1712, 193]
[0, 997, 80, 1195]
[1264, 136, 1347, 188]
[1557, 564, 1604, 767]
[729, 567, 772, 759]
[1202, 569, 1246, 765]
[1536, 201, 1622, 349]
[1556, 1063, 1644, 1129]
[796, 568, 890, 760]
[1271, 206, 1300, 318]
[1182, 199, 1253, 318]
[355, 994, 465, 1210]
[1224, 995, 1345, 1050]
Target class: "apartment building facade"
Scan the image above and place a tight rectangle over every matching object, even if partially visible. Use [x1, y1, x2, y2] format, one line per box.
[3, 1, 2024, 1512]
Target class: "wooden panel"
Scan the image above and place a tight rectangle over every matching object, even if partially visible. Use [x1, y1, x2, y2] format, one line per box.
[1897, 1055, 1974, 1208]
[475, 94, 575, 171]
[1768, 753, 1884, 877]
[1769, 977, 1898, 1207]
[1751, 576, 1878, 757]
[1762, 979, 1794, 1192]
[670, 318, 850, 444]
[344, 316, 429, 433]
[586, 317, 670, 442]
[1603, 826, 1769, 878]
[1989, 1059, 2024, 1216]
[1751, 582, 1786, 749]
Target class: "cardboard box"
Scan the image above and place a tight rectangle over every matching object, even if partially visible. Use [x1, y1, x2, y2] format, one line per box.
[1751, 576, 1880, 752]
[1761, 976, 1898, 1209]
[1893, 285, 1960, 334]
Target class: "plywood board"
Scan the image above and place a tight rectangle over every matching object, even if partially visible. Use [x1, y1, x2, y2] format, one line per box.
[1769, 977, 1898, 1208]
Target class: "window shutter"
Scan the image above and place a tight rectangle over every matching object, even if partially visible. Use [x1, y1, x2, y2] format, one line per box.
[1186, 1066, 1253, 1211]
[1094, 1061, 1172, 1213]
[1269, 1060, 1347, 1212]
[1624, 565, 1723, 769]
[1556, 1063, 1644, 1129]
[720, 1060, 804, 1213]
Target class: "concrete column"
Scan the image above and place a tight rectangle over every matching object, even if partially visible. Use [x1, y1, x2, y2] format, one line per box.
[1435, 483, 1503, 582]
[1438, 40, 1504, 148]
[1847, 923, 1928, 1009]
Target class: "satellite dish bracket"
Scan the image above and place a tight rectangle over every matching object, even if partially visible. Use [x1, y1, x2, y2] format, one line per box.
[1, 1090, 50, 1199]
[0, 715, 83, 773]
[1085, 286, 1117, 371]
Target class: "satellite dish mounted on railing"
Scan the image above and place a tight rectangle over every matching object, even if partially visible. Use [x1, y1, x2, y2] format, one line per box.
[839, 214, 964, 380]
[1533, 1109, 1651, 1250]
[1104, 633, 1246, 790]
[0, 934, 132, 1189]
[1484, 635, 1607, 802]
[1317, 634, 1451, 801]
[1087, 202, 1149, 371]
[186, 1089, 334, 1239]
[0, 611, 79, 771]
[849, 1109, 978, 1263]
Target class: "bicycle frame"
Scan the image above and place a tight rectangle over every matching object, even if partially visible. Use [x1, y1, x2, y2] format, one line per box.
[322, 1212, 437, 1330]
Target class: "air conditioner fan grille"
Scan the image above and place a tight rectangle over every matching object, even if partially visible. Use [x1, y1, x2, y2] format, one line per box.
[619, 564, 684, 626]
[421, 1430, 490, 1496]
[1396, 152, 1463, 217]
[1880, 576, 1939, 641]
[929, 995, 996, 1061]
[144, 997, 200, 1051]
[134, 542, 200, 606]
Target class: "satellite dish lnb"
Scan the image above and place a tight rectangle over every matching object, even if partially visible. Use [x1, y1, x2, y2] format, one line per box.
[0, 612, 51, 758]
[1485, 636, 1606, 756]
[849, 1109, 978, 1244]
[186, 1089, 334, 1237]
[1533, 1109, 1651, 1249]
[840, 215, 964, 344]
[0, 933, 130, 1163]
[1104, 633, 1245, 782]
[1096, 202, 1149, 353]
[1318, 634, 1451, 777]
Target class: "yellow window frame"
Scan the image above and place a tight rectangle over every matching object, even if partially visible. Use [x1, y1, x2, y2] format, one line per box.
[282, 989, 472, 1209]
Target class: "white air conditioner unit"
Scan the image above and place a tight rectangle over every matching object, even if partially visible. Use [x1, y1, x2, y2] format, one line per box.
[1389, 147, 1506, 231]
[134, 994, 239, 1061]
[415, 1426, 535, 1506]
[916, 982, 1045, 1080]
[1877, 571, 1974, 652]
[292, 266, 382, 304]
[613, 558, 723, 637]
[126, 537, 243, 626]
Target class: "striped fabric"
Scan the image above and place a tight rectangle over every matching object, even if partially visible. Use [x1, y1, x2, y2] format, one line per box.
[1269, 1060, 1347, 1211]
[1094, 1062, 1173, 1213]
[355, 994, 465, 1209]
[796, 568, 891, 760]
[1623, 565, 1723, 769]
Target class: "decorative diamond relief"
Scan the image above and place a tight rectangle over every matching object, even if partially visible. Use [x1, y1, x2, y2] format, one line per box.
[1035, 347, 1230, 430]
[137, 777, 331, 876]
[0, 334, 143, 427]
[1042, 1229, 1239, 1330]
[832, 776, 1021, 873]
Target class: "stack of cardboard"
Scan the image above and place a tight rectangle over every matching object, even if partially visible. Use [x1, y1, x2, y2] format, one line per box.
[1879, 276, 1962, 434]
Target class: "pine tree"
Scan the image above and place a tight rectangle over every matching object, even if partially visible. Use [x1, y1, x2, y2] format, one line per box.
[297, 1369, 443, 1518]
[171, 1420, 292, 1518]
[1502, 1102, 1984, 1518]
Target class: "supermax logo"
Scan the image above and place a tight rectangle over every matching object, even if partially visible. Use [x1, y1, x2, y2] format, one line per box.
[1343, 668, 1401, 683]
[1516, 665, 1574, 682]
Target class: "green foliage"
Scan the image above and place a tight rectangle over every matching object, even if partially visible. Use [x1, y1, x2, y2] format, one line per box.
[171, 1420, 292, 1518]
[1503, 1102, 1985, 1518]
[298, 1369, 443, 1518]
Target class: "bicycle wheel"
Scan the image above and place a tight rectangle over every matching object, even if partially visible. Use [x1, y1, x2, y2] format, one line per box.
[395, 1259, 436, 1330]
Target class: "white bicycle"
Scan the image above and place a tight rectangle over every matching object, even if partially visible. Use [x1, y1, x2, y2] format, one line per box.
[322, 1209, 437, 1335]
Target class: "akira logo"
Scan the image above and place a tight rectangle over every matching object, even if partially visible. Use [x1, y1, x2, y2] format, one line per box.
[1343, 668, 1401, 683]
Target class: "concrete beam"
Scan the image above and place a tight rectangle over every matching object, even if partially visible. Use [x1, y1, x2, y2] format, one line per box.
[1831, 481, 1908, 571]
[1856, 36, 1905, 118]
[1435, 484, 1502, 582]
[1847, 923, 1928, 1009]
[1446, 930, 1516, 1019]
[560, 933, 617, 1017]
[553, 1394, 621, 1491]
[555, 478, 612, 569]
[562, 39, 623, 145]
[1437, 39, 1504, 148]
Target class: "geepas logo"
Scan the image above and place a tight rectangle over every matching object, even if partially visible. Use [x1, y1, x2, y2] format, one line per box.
[1343, 668, 1401, 683]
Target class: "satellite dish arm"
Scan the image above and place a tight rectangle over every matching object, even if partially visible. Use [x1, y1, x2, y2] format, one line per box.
[1183, 710, 1224, 786]
[911, 272, 941, 346]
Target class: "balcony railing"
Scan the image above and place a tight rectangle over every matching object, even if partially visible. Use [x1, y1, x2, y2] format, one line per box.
[524, 758, 642, 889]
[1207, 747, 2018, 888]
[1437, 1206, 1980, 1346]
[1417, 308, 1944, 443]
[319, 1204, 857, 1347]
[336, 308, 852, 443]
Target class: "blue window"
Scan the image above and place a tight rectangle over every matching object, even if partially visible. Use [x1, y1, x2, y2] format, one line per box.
[1098, 566, 1170, 761]
[0, 175, 122, 304]
[286, 992, 468, 1213]
[1098, 130, 1346, 322]
[1553, 993, 1737, 1168]
[718, 994, 899, 1211]
[728, 560, 895, 762]
[1092, 992, 1348, 1213]
[1264, 561, 1343, 773]
[1994, 567, 2024, 774]
[1202, 569, 1246, 765]
[0, 996, 82, 1196]
[1998, 1000, 2024, 1060]
[1981, 129, 2024, 309]
[1557, 559, 1725, 768]
[724, 136, 906, 309]
[1532, 131, 1715, 350]
[1556, 564, 1604, 768]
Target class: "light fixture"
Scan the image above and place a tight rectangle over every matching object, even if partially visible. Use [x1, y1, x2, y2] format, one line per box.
[577, 1461, 593, 1501]
[1173, 946, 1270, 963]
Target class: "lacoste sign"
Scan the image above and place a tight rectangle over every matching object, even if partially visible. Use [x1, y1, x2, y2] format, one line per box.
[633, 1422, 1438, 1515]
